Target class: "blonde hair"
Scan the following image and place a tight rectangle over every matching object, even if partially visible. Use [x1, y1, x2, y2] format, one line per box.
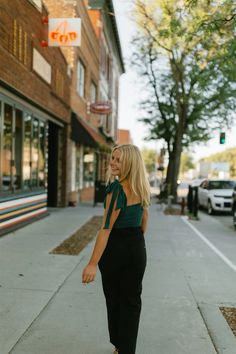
[107, 144, 150, 208]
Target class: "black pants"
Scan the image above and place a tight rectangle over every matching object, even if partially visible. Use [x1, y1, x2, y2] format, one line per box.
[98, 227, 147, 354]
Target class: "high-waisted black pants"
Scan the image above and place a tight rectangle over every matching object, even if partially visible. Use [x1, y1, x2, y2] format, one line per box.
[98, 227, 147, 354]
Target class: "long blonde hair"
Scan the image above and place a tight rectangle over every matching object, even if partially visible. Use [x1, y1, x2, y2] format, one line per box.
[107, 144, 150, 208]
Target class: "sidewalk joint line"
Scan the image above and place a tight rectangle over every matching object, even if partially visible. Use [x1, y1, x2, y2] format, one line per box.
[7, 255, 85, 354]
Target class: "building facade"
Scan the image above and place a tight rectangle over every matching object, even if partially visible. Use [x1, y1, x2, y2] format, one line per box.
[0, 0, 125, 234]
[45, 0, 124, 205]
[117, 129, 133, 145]
[88, 0, 125, 143]
[0, 0, 71, 234]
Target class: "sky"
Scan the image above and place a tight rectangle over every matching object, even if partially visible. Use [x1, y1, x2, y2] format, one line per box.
[112, 0, 236, 162]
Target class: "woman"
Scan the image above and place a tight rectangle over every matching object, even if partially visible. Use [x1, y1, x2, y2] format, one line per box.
[82, 144, 150, 354]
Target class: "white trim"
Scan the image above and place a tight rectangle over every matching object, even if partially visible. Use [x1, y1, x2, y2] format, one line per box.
[0, 194, 47, 210]
[1, 207, 47, 227]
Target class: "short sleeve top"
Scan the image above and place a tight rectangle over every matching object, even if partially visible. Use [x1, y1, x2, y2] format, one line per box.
[103, 179, 144, 229]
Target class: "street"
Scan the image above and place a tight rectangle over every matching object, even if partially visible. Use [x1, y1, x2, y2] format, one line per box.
[198, 209, 235, 231]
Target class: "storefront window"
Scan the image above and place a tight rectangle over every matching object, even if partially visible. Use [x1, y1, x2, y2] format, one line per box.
[39, 121, 46, 187]
[14, 109, 23, 190]
[0, 101, 2, 190]
[0, 97, 48, 195]
[32, 118, 39, 187]
[76, 145, 82, 190]
[44, 123, 48, 189]
[83, 148, 94, 187]
[23, 113, 31, 189]
[2, 104, 13, 191]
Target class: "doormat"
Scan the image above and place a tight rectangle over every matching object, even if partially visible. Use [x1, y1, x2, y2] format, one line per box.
[50, 216, 103, 255]
[220, 307, 236, 336]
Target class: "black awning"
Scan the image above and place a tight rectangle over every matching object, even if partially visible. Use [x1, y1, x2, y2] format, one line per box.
[71, 113, 98, 148]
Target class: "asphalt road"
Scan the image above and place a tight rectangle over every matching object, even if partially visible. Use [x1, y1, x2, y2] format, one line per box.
[199, 209, 235, 231]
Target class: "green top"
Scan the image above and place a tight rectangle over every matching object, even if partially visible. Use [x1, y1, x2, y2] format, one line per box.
[103, 179, 144, 229]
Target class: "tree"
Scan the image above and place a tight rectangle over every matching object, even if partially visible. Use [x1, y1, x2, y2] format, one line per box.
[180, 153, 195, 176]
[141, 148, 157, 173]
[202, 147, 236, 177]
[131, 0, 236, 198]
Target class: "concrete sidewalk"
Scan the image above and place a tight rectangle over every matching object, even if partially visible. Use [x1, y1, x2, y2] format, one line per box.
[0, 203, 235, 354]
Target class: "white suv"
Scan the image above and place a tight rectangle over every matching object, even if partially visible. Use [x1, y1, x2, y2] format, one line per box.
[198, 179, 235, 215]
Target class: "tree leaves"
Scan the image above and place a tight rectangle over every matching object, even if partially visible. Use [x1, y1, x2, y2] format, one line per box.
[131, 0, 236, 197]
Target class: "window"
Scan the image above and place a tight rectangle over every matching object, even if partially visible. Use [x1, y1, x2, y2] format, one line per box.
[83, 148, 94, 187]
[76, 146, 82, 190]
[209, 180, 235, 190]
[14, 109, 23, 190]
[2, 104, 13, 191]
[39, 121, 46, 188]
[32, 119, 39, 187]
[90, 82, 97, 103]
[23, 113, 32, 190]
[0, 101, 2, 189]
[0, 97, 47, 194]
[76, 60, 85, 98]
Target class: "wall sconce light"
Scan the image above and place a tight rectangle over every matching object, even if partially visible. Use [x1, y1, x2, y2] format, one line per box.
[40, 40, 48, 47]
[41, 16, 49, 24]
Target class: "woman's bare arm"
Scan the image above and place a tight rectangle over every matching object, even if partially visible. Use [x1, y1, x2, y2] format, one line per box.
[82, 192, 120, 283]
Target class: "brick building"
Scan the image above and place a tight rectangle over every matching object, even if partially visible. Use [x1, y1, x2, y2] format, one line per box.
[88, 0, 125, 143]
[45, 0, 125, 205]
[117, 129, 133, 145]
[0, 0, 71, 234]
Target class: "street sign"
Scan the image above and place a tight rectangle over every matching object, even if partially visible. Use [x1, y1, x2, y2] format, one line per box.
[89, 102, 112, 114]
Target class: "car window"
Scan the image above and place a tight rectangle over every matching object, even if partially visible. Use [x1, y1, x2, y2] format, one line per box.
[200, 180, 207, 188]
[208, 181, 235, 189]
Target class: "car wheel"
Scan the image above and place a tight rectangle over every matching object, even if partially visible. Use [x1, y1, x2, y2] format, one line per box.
[207, 200, 214, 215]
[233, 208, 236, 230]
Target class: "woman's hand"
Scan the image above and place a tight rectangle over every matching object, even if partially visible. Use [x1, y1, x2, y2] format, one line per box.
[82, 263, 97, 284]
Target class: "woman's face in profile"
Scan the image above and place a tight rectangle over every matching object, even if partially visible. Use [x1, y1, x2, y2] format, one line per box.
[110, 149, 121, 177]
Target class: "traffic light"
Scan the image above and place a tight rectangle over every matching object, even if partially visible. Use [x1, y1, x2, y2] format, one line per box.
[220, 132, 226, 144]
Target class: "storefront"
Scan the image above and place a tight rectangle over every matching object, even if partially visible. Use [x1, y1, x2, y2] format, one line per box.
[0, 0, 72, 235]
[0, 90, 66, 235]
[70, 113, 111, 205]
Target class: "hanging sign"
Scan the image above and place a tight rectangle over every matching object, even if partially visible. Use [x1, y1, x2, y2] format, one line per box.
[48, 18, 81, 47]
[90, 102, 112, 114]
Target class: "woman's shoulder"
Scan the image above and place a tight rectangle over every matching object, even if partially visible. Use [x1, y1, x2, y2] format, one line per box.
[105, 179, 120, 194]
[105, 179, 127, 209]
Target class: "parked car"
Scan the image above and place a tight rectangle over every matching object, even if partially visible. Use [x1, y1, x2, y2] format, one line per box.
[232, 184, 236, 229]
[198, 179, 235, 215]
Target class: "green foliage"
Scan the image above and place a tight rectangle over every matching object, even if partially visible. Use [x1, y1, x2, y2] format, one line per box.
[180, 153, 195, 174]
[132, 0, 236, 147]
[141, 148, 157, 173]
[132, 0, 236, 196]
[201, 147, 236, 177]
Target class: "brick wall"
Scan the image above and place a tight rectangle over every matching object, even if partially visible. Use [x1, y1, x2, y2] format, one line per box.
[0, 0, 71, 123]
[80, 186, 95, 204]
[44, 0, 100, 124]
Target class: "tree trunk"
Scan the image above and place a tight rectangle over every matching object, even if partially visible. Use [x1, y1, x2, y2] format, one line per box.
[166, 142, 182, 201]
[166, 113, 185, 200]
[165, 57, 187, 201]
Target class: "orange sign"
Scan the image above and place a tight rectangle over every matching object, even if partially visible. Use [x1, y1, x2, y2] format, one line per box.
[48, 18, 81, 47]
